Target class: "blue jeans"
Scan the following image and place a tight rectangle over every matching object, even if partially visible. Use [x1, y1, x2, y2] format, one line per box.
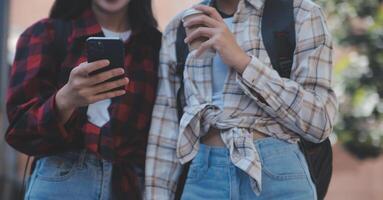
[25, 150, 115, 200]
[181, 137, 317, 200]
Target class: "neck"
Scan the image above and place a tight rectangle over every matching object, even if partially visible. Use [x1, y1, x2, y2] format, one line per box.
[92, 4, 130, 32]
[215, 0, 240, 15]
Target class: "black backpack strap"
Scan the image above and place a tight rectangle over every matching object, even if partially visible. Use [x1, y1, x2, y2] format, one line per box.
[175, 21, 189, 121]
[261, 0, 295, 78]
[174, 17, 190, 200]
[175, 0, 210, 121]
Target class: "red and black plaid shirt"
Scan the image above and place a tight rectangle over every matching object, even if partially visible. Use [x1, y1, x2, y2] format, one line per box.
[5, 9, 161, 199]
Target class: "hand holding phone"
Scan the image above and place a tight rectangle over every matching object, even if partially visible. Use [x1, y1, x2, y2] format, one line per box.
[55, 37, 128, 124]
[56, 60, 129, 123]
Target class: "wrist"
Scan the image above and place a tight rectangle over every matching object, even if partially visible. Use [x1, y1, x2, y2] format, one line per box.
[234, 52, 251, 74]
[56, 86, 76, 120]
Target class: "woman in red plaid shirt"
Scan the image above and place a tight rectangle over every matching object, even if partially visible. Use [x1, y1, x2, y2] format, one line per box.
[5, 0, 161, 199]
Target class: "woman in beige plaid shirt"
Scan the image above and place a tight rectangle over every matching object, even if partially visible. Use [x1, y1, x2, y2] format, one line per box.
[145, 0, 337, 199]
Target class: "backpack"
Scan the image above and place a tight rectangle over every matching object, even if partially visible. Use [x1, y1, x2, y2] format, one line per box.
[174, 1, 332, 199]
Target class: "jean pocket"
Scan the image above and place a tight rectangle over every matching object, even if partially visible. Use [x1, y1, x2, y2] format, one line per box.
[260, 149, 307, 180]
[35, 154, 78, 182]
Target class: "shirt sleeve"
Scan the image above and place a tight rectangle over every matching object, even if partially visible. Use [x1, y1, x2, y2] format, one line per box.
[237, 6, 338, 143]
[5, 20, 79, 156]
[145, 24, 184, 200]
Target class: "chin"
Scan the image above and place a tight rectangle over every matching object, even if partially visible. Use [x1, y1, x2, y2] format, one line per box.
[94, 0, 130, 14]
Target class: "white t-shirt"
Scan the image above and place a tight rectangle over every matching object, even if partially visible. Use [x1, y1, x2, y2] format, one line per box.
[86, 28, 131, 127]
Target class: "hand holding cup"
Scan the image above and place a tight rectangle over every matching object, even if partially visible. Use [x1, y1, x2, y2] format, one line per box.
[183, 5, 251, 73]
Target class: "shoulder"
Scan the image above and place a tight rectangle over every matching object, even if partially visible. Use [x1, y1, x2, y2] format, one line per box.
[294, 0, 332, 44]
[162, 0, 208, 42]
[294, 0, 326, 23]
[18, 18, 72, 44]
[19, 18, 55, 38]
[162, 11, 184, 41]
[14, 19, 59, 50]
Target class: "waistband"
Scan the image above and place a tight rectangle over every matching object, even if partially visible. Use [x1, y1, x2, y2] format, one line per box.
[196, 137, 300, 166]
[37, 150, 106, 167]
[195, 144, 231, 166]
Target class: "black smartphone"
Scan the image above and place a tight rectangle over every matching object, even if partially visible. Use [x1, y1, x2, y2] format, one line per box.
[86, 37, 125, 81]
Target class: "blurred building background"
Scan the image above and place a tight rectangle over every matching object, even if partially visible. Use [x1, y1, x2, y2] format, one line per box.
[0, 0, 382, 199]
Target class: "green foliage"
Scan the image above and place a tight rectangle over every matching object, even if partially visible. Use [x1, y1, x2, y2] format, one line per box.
[317, 0, 383, 158]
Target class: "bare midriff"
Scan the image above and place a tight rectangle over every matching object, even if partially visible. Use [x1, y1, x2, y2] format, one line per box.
[201, 128, 268, 147]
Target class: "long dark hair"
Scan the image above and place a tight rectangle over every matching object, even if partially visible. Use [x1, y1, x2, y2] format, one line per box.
[49, 0, 158, 31]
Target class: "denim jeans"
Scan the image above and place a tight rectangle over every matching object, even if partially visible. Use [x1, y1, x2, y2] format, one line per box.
[181, 137, 317, 200]
[25, 150, 115, 200]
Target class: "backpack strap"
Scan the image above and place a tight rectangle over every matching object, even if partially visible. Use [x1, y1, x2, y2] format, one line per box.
[175, 0, 210, 121]
[261, 0, 295, 78]
[173, 17, 191, 200]
[175, 20, 189, 121]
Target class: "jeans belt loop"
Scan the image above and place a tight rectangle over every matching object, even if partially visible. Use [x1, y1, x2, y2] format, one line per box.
[204, 145, 211, 169]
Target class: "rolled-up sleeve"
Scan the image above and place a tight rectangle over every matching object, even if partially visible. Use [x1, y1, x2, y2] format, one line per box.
[5, 20, 79, 156]
[237, 6, 338, 143]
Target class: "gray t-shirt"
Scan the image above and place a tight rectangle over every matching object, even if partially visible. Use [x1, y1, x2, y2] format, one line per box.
[212, 17, 234, 108]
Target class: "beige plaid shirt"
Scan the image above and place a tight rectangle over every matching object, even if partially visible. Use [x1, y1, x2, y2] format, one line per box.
[145, 0, 337, 199]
